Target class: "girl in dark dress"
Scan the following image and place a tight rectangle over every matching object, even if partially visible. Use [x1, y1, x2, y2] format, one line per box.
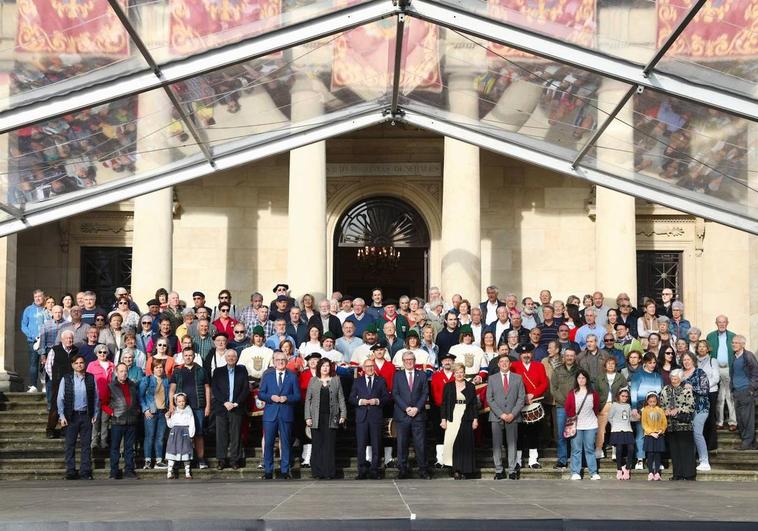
[440, 363, 479, 479]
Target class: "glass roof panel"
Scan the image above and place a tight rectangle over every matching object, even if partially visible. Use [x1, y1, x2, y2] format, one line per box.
[583, 86, 758, 219]
[3, 88, 204, 209]
[655, 0, 758, 99]
[2, 0, 147, 112]
[435, 0, 662, 64]
[169, 18, 393, 155]
[130, 0, 371, 64]
[399, 21, 630, 161]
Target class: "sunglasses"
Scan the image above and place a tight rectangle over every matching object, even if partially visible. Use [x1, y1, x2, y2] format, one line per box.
[97, 350, 107, 354]
[157, 344, 168, 348]
[142, 321, 151, 325]
[96, 318, 105, 321]
[234, 330, 245, 334]
[118, 301, 128, 305]
[220, 308, 229, 312]
[665, 351, 674, 355]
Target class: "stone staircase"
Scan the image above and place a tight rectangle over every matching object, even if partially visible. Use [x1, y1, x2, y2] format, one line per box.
[1, 391, 757, 481]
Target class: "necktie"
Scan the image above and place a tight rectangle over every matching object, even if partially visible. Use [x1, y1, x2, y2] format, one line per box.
[408, 371, 414, 390]
[278, 372, 283, 387]
[368, 376, 373, 391]
[503, 373, 509, 394]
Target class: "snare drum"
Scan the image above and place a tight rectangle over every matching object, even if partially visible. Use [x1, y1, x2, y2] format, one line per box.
[384, 418, 397, 439]
[521, 401, 545, 424]
[249, 386, 264, 417]
[475, 383, 489, 414]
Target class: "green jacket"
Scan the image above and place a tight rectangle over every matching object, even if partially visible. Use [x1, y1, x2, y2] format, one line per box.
[551, 364, 579, 406]
[375, 314, 410, 340]
[615, 338, 643, 358]
[706, 329, 736, 368]
[595, 372, 628, 409]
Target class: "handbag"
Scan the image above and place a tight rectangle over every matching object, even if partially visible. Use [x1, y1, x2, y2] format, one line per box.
[563, 392, 589, 439]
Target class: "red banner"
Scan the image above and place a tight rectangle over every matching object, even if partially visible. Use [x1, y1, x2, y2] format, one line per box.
[658, 0, 758, 58]
[16, 0, 129, 55]
[487, 0, 596, 58]
[170, 0, 281, 56]
[332, 18, 441, 96]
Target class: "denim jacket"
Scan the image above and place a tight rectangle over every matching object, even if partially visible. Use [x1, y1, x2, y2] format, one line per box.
[138, 374, 170, 414]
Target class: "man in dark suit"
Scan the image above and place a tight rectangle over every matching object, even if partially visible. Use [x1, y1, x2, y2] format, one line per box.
[258, 350, 301, 479]
[480, 285, 506, 326]
[392, 350, 430, 479]
[350, 357, 391, 479]
[308, 299, 343, 339]
[211, 350, 250, 470]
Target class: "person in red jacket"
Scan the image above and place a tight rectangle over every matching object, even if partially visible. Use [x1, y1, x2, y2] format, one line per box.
[511, 343, 548, 470]
[298, 352, 321, 468]
[430, 353, 455, 468]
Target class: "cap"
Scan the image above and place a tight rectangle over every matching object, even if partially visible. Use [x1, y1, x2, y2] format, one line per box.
[365, 323, 378, 334]
[147, 299, 159, 307]
[192, 291, 205, 298]
[439, 352, 456, 362]
[459, 324, 473, 335]
[276, 295, 289, 302]
[384, 298, 397, 307]
[614, 322, 628, 330]
[252, 325, 265, 337]
[323, 331, 335, 340]
[371, 339, 388, 350]
[272, 283, 289, 293]
[515, 343, 535, 354]
[341, 294, 353, 302]
[304, 352, 322, 361]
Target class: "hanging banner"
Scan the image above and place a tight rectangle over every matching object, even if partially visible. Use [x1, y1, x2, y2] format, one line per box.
[657, 0, 758, 57]
[16, 0, 129, 55]
[331, 18, 441, 98]
[170, 0, 282, 56]
[487, 0, 596, 58]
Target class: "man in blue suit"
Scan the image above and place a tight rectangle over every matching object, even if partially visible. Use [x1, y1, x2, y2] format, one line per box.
[350, 357, 390, 480]
[258, 350, 300, 479]
[392, 350, 430, 479]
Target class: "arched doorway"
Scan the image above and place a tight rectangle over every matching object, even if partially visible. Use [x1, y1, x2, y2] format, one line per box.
[333, 197, 430, 300]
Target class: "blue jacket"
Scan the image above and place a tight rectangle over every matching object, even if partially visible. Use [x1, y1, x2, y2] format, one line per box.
[350, 374, 390, 424]
[259, 369, 300, 422]
[630, 368, 663, 411]
[138, 374, 170, 413]
[21, 303, 46, 342]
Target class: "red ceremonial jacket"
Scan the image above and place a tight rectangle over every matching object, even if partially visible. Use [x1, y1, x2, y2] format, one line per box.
[430, 369, 454, 407]
[374, 359, 396, 393]
[511, 360, 548, 398]
[299, 369, 316, 401]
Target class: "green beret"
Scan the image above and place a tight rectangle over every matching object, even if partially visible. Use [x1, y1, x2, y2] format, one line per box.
[323, 331, 335, 340]
[252, 325, 265, 337]
[459, 324, 473, 335]
[406, 329, 419, 339]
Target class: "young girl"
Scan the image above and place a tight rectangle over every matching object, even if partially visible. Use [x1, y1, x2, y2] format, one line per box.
[165, 393, 196, 479]
[608, 388, 635, 480]
[641, 391, 667, 481]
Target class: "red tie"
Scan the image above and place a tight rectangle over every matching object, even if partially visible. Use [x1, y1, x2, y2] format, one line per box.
[408, 371, 414, 390]
[502, 373, 509, 394]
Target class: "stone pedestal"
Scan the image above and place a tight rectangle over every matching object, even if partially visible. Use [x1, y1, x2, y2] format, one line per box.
[288, 75, 327, 299]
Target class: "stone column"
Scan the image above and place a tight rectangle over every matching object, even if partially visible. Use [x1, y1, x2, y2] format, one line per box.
[441, 72, 481, 300]
[0, 235, 20, 391]
[594, 80, 637, 304]
[287, 74, 326, 299]
[748, 120, 758, 348]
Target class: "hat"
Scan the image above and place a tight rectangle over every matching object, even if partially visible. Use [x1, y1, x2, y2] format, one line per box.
[272, 283, 289, 293]
[147, 299, 159, 307]
[341, 294, 353, 302]
[323, 331, 335, 341]
[439, 352, 456, 362]
[371, 339, 388, 350]
[514, 343, 534, 354]
[459, 324, 473, 335]
[384, 298, 397, 307]
[365, 323, 378, 334]
[406, 329, 419, 339]
[276, 295, 289, 302]
[252, 325, 265, 337]
[192, 291, 205, 298]
[304, 352, 322, 361]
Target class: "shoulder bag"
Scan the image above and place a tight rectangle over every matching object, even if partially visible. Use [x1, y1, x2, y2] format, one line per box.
[563, 392, 589, 439]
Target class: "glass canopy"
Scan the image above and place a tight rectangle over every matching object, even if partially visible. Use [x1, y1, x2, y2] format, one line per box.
[0, 0, 755, 236]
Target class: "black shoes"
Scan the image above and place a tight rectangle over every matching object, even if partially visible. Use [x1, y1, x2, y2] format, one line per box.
[418, 471, 432, 480]
[64, 472, 79, 480]
[553, 462, 567, 470]
[109, 470, 123, 480]
[396, 470, 409, 480]
[369, 472, 381, 480]
[123, 470, 139, 480]
[263, 473, 274, 480]
[80, 473, 93, 480]
[508, 471, 520, 480]
[279, 472, 293, 480]
[493, 472, 505, 480]
[217, 462, 225, 470]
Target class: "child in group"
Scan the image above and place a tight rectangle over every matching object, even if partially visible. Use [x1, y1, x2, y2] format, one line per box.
[165, 392, 196, 479]
[641, 391, 667, 481]
[608, 388, 635, 480]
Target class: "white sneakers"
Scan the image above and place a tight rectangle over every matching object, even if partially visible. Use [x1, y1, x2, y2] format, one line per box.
[590, 474, 601, 480]
[635, 460, 644, 470]
[26, 386, 38, 393]
[570, 474, 581, 480]
[696, 462, 711, 471]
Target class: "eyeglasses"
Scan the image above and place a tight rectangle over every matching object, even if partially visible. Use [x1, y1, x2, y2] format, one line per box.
[157, 344, 168, 348]
[95, 318, 105, 322]
[97, 350, 107, 354]
[234, 330, 245, 334]
[141, 321, 151, 325]
[220, 308, 229, 312]
[604, 338, 614, 342]
[665, 351, 674, 355]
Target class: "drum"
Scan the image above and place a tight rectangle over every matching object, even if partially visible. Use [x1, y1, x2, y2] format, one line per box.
[249, 386, 265, 417]
[475, 383, 489, 414]
[384, 418, 397, 438]
[521, 401, 545, 424]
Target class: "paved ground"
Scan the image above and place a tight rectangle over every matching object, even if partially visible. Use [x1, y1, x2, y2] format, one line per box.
[1, 479, 757, 530]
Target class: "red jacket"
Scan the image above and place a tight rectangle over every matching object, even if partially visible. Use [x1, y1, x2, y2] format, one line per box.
[564, 389, 600, 417]
[374, 359, 396, 393]
[299, 369, 316, 400]
[511, 360, 548, 398]
[430, 369, 454, 407]
[213, 317, 238, 339]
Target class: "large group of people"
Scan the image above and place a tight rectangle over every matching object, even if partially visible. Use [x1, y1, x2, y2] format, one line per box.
[19, 283, 757, 481]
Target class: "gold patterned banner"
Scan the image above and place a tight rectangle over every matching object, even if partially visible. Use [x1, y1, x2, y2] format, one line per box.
[170, 0, 281, 56]
[16, 0, 129, 55]
[658, 0, 758, 57]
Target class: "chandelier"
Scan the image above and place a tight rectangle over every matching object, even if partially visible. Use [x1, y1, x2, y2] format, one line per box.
[356, 245, 400, 271]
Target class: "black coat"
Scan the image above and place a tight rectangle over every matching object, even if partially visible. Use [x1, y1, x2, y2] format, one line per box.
[441, 380, 479, 423]
[349, 375, 390, 424]
[307, 314, 343, 339]
[211, 365, 250, 416]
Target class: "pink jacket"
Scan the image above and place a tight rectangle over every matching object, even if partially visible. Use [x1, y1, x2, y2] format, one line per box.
[86, 360, 115, 410]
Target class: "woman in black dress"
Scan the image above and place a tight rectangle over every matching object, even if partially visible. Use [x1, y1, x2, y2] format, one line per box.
[305, 358, 346, 479]
[440, 363, 479, 479]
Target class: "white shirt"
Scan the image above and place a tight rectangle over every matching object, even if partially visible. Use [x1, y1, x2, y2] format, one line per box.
[495, 320, 510, 343]
[238, 345, 273, 379]
[321, 349, 344, 364]
[337, 310, 353, 323]
[448, 343, 487, 376]
[392, 348, 431, 370]
[486, 301, 499, 325]
[471, 323, 483, 346]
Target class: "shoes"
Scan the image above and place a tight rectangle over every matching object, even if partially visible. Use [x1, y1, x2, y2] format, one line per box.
[729, 425, 737, 432]
[622, 466, 630, 480]
[453, 472, 462, 480]
[167, 470, 175, 479]
[80, 473, 93, 480]
[734, 444, 752, 450]
[301, 463, 311, 469]
[590, 474, 601, 481]
[232, 463, 240, 470]
[109, 470, 123, 480]
[279, 472, 293, 480]
[257, 463, 264, 470]
[553, 462, 567, 470]
[385, 459, 397, 469]
[217, 462, 225, 471]
[508, 472, 520, 480]
[198, 460, 209, 469]
[635, 459, 644, 470]
[263, 473, 273, 480]
[419, 472, 432, 480]
[64, 472, 79, 480]
[123, 471, 139, 480]
[494, 472, 505, 480]
[27, 386, 38, 393]
[653, 473, 661, 481]
[185, 471, 192, 479]
[369, 472, 380, 480]
[530, 462, 542, 469]
[434, 462, 444, 469]
[647, 473, 654, 481]
[46, 431, 56, 440]
[356, 473, 368, 480]
[143, 461, 152, 470]
[659, 464, 665, 470]
[616, 470, 623, 480]
[396, 471, 409, 480]
[696, 462, 711, 471]
[154, 460, 168, 469]
[716, 424, 725, 431]
[570, 474, 581, 480]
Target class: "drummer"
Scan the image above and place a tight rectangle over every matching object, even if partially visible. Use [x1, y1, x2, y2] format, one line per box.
[511, 343, 549, 470]
[448, 325, 488, 384]
[370, 340, 397, 470]
[430, 352, 456, 468]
